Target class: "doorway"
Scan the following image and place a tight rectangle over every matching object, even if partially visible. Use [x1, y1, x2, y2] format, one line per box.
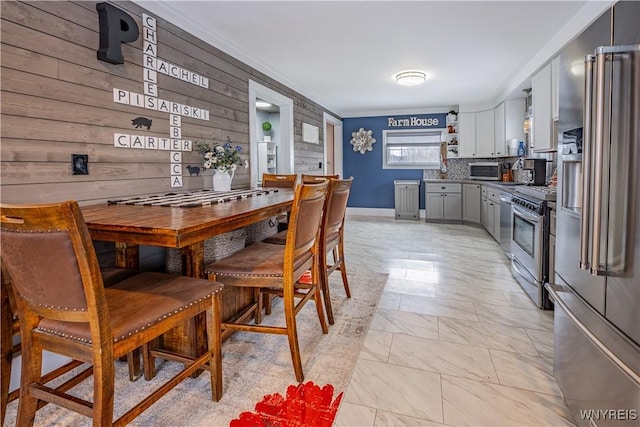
[248, 80, 294, 187]
[323, 112, 343, 177]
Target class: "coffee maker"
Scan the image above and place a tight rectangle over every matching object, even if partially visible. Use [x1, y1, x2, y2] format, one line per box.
[522, 158, 547, 185]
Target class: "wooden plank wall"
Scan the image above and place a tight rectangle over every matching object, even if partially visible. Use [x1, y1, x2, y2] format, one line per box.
[0, 0, 333, 206]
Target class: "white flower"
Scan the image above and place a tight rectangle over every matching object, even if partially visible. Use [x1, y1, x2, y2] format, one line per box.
[196, 138, 245, 172]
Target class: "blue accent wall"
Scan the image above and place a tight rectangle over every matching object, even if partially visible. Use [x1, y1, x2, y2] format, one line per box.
[343, 113, 446, 209]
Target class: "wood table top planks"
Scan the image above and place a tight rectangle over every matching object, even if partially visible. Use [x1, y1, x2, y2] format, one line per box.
[82, 188, 295, 249]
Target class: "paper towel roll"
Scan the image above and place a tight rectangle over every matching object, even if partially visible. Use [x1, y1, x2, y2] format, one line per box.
[508, 139, 519, 156]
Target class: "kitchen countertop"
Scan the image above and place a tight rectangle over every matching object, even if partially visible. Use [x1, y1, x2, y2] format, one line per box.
[423, 179, 525, 192]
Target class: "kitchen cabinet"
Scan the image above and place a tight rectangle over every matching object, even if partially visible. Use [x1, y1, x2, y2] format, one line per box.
[475, 109, 496, 157]
[481, 186, 501, 242]
[463, 183, 481, 223]
[495, 99, 526, 157]
[458, 112, 476, 158]
[458, 110, 495, 158]
[531, 62, 554, 151]
[551, 56, 560, 121]
[494, 103, 506, 157]
[426, 183, 462, 221]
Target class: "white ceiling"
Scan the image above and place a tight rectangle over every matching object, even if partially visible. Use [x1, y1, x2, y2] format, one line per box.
[135, 1, 613, 117]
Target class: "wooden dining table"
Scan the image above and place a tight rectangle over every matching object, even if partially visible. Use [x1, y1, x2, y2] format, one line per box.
[82, 188, 294, 278]
[81, 188, 295, 361]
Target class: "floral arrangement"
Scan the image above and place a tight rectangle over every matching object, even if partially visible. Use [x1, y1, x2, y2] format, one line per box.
[196, 136, 249, 173]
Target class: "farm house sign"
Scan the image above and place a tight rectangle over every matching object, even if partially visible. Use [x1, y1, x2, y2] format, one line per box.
[97, 3, 210, 188]
[387, 116, 441, 128]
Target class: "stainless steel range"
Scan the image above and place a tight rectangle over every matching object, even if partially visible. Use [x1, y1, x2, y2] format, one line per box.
[515, 185, 557, 201]
[510, 188, 555, 309]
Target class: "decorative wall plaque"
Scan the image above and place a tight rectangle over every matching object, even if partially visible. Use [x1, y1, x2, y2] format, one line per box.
[350, 128, 376, 154]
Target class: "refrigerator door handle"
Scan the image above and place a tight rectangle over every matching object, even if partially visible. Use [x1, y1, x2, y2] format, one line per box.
[587, 44, 640, 276]
[589, 48, 607, 275]
[580, 54, 594, 271]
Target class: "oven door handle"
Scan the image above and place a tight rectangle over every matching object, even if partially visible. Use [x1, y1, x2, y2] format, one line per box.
[511, 256, 534, 281]
[512, 205, 541, 223]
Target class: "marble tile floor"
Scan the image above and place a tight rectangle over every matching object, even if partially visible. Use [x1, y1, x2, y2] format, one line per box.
[334, 216, 574, 427]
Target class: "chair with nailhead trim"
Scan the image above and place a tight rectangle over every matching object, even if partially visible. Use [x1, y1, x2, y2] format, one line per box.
[264, 178, 353, 325]
[0, 264, 141, 425]
[0, 201, 224, 425]
[301, 174, 339, 184]
[205, 181, 329, 382]
[261, 174, 297, 232]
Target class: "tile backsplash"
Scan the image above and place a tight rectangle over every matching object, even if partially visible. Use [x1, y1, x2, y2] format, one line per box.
[424, 157, 523, 180]
[424, 157, 553, 183]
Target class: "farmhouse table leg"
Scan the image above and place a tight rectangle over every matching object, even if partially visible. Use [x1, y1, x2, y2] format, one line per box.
[181, 241, 205, 279]
[114, 242, 142, 380]
[176, 241, 207, 377]
[115, 242, 140, 270]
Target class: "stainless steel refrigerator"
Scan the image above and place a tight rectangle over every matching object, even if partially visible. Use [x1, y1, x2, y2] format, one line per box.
[549, 1, 640, 425]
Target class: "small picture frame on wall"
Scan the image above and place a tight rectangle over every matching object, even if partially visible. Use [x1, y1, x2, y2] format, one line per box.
[72, 154, 89, 175]
[302, 122, 319, 144]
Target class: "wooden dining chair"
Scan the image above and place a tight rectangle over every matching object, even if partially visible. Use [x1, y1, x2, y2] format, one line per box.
[261, 173, 298, 233]
[0, 201, 224, 426]
[261, 173, 297, 188]
[205, 181, 329, 383]
[0, 264, 142, 425]
[301, 174, 339, 184]
[264, 178, 353, 324]
[315, 177, 353, 324]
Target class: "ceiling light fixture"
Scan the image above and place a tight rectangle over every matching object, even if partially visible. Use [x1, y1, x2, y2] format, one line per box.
[256, 100, 273, 108]
[394, 70, 427, 86]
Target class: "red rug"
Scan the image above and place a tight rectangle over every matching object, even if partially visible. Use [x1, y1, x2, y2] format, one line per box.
[230, 381, 343, 427]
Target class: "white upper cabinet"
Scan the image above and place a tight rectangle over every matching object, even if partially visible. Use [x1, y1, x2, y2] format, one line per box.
[551, 56, 560, 121]
[531, 62, 554, 151]
[475, 109, 495, 157]
[494, 102, 506, 157]
[459, 110, 495, 158]
[458, 112, 477, 158]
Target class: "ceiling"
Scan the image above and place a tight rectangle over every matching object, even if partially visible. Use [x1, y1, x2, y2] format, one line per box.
[136, 1, 612, 117]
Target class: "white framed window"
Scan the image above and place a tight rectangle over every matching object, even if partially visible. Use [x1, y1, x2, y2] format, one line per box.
[382, 129, 443, 169]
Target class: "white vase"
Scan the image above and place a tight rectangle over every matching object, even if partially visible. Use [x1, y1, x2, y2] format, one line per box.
[212, 169, 233, 191]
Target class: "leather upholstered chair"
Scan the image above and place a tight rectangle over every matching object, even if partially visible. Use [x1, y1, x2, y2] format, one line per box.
[204, 181, 329, 383]
[0, 265, 140, 425]
[0, 201, 224, 426]
[262, 173, 337, 246]
[301, 174, 338, 184]
[261, 174, 298, 235]
[315, 178, 353, 324]
[264, 178, 353, 324]
[261, 173, 297, 188]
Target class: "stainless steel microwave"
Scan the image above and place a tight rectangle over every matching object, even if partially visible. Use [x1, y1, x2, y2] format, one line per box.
[468, 162, 503, 180]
